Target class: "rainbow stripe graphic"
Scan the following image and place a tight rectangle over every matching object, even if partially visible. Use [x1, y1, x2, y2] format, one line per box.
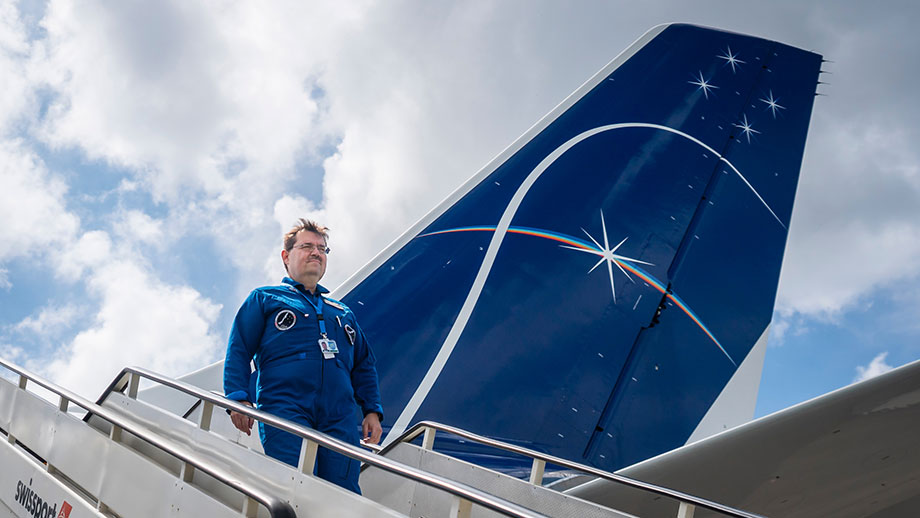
[419, 225, 734, 365]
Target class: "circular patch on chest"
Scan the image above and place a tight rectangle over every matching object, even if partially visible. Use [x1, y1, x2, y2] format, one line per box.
[274, 309, 297, 331]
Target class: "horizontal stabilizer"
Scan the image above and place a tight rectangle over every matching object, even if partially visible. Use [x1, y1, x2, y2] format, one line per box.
[568, 359, 920, 518]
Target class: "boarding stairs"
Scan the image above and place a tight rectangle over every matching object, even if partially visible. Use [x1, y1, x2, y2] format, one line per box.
[0, 358, 762, 518]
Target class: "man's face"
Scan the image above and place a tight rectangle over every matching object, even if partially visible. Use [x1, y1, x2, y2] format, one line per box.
[282, 230, 327, 287]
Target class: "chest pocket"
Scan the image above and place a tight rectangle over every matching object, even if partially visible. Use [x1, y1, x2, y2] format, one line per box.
[259, 295, 322, 363]
[332, 331, 355, 372]
[326, 317, 355, 372]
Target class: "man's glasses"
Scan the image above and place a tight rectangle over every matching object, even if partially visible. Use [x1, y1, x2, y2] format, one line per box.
[291, 243, 331, 255]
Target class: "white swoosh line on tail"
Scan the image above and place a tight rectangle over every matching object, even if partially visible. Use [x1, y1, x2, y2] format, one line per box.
[721, 160, 786, 229]
[385, 122, 779, 441]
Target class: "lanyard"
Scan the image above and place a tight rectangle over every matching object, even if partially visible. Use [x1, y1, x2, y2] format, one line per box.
[297, 289, 328, 338]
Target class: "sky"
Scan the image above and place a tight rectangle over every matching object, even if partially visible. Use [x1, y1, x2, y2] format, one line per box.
[0, 1, 918, 419]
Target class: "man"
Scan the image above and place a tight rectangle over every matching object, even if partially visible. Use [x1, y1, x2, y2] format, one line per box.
[223, 219, 383, 494]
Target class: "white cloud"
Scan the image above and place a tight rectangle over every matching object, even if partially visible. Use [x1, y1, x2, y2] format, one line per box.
[17, 3, 669, 296]
[0, 343, 26, 383]
[768, 319, 790, 344]
[25, 1, 391, 298]
[273, 195, 323, 235]
[3, 215, 226, 399]
[13, 303, 80, 336]
[53, 230, 112, 280]
[113, 210, 165, 246]
[32, 0, 336, 204]
[0, 343, 24, 363]
[34, 0, 230, 200]
[47, 258, 223, 399]
[302, 3, 600, 284]
[774, 8, 920, 320]
[854, 352, 894, 383]
[0, 140, 80, 264]
[777, 122, 920, 317]
[0, 2, 35, 134]
[24, 0, 920, 318]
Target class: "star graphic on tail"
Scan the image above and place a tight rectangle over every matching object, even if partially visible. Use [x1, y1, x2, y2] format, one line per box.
[559, 211, 654, 303]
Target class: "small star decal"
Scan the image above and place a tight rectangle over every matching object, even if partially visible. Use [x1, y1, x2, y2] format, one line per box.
[760, 90, 786, 118]
[732, 114, 761, 144]
[560, 211, 654, 303]
[688, 71, 719, 100]
[717, 46, 746, 73]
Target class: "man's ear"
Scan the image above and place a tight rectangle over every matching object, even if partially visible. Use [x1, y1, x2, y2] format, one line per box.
[281, 249, 289, 269]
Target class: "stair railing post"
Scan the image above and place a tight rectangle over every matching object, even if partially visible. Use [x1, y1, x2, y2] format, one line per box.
[242, 496, 259, 518]
[199, 400, 213, 431]
[677, 502, 696, 518]
[127, 371, 140, 399]
[299, 438, 319, 475]
[422, 426, 436, 450]
[449, 496, 472, 518]
[529, 458, 545, 486]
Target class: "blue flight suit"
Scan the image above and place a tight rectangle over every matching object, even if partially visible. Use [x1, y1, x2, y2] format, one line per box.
[223, 277, 383, 494]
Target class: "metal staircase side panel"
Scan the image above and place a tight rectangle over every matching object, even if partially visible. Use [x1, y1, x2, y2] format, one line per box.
[361, 443, 635, 518]
[46, 406, 111, 501]
[358, 445, 421, 517]
[182, 398, 266, 451]
[0, 375, 15, 434]
[101, 392, 408, 518]
[94, 430, 240, 518]
[101, 393, 295, 513]
[0, 499, 16, 518]
[0, 376, 242, 518]
[6, 381, 57, 456]
[1, 438, 105, 518]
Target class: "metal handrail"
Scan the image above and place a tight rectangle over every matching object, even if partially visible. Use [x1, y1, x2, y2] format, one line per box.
[382, 421, 767, 518]
[0, 358, 296, 518]
[98, 366, 548, 518]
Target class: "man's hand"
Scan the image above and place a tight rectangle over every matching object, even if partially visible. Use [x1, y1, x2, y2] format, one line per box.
[230, 401, 254, 435]
[362, 412, 383, 445]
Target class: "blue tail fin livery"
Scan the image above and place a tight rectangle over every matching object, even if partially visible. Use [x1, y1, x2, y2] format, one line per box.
[330, 23, 822, 471]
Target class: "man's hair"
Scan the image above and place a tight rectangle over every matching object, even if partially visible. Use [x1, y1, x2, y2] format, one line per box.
[283, 218, 329, 251]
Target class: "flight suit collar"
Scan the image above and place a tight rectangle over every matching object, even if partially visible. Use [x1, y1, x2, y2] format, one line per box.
[282, 276, 329, 297]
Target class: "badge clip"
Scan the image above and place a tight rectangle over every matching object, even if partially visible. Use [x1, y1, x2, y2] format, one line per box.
[318, 337, 339, 358]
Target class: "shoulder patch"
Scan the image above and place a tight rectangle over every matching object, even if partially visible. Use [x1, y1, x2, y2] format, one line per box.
[322, 298, 346, 312]
[274, 309, 297, 331]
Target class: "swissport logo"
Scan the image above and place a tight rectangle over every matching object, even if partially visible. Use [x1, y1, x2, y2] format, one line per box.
[13, 478, 72, 518]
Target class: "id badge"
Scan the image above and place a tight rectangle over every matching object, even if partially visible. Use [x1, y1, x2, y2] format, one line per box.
[318, 338, 339, 359]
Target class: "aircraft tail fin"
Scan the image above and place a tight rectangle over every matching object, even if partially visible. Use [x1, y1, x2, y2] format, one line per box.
[334, 23, 822, 471]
